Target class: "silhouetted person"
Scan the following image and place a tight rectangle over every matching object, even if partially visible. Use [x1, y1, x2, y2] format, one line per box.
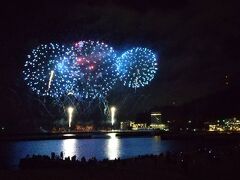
[81, 156, 86, 163]
[60, 151, 63, 159]
[71, 155, 76, 161]
[65, 156, 70, 161]
[51, 152, 55, 160]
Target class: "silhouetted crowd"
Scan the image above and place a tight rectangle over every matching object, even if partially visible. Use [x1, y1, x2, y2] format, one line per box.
[16, 144, 240, 179]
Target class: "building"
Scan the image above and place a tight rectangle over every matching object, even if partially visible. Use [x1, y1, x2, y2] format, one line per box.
[120, 121, 147, 130]
[150, 112, 169, 131]
[120, 116, 169, 131]
[149, 123, 168, 130]
[150, 112, 162, 124]
[120, 121, 134, 130]
[208, 117, 240, 132]
[131, 123, 147, 130]
[75, 124, 94, 132]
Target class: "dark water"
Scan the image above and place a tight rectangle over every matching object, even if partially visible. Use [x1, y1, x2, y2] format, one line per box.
[0, 133, 236, 169]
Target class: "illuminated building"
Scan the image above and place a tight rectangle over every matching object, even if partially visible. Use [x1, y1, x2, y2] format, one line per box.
[120, 111, 169, 131]
[150, 112, 162, 124]
[75, 124, 94, 132]
[149, 123, 168, 131]
[131, 123, 147, 130]
[120, 121, 134, 130]
[150, 112, 169, 131]
[120, 121, 147, 130]
[208, 117, 240, 132]
[209, 124, 224, 132]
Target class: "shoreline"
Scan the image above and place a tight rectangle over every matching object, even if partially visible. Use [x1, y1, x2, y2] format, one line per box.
[1, 131, 240, 141]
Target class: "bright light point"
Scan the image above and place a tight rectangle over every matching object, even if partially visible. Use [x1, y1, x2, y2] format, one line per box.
[67, 106, 74, 128]
[151, 113, 162, 116]
[111, 106, 116, 112]
[63, 133, 76, 137]
[68, 106, 74, 114]
[110, 106, 116, 126]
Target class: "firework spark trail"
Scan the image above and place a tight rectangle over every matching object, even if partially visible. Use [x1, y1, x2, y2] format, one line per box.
[47, 70, 55, 90]
[68, 106, 74, 128]
[111, 106, 116, 126]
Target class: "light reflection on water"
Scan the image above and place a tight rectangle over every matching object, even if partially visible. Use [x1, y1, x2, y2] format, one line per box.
[107, 133, 120, 160]
[0, 134, 174, 169]
[0, 134, 231, 169]
[62, 139, 77, 158]
[61, 133, 121, 160]
[62, 134, 76, 137]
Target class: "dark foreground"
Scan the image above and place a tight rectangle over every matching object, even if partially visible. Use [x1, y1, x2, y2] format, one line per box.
[1, 144, 240, 180]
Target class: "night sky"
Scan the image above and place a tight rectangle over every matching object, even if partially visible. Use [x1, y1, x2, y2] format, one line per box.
[1, 0, 240, 126]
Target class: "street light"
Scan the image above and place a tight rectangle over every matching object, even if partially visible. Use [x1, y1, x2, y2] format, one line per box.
[110, 106, 116, 126]
[67, 106, 74, 128]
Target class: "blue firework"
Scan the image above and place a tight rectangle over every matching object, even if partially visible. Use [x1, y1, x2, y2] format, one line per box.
[73, 40, 118, 99]
[117, 47, 158, 88]
[23, 43, 77, 98]
[23, 42, 158, 103]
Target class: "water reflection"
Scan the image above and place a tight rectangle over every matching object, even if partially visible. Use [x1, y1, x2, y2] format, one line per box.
[62, 139, 77, 158]
[0, 137, 206, 169]
[107, 133, 120, 160]
[153, 136, 161, 141]
[63, 134, 76, 137]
